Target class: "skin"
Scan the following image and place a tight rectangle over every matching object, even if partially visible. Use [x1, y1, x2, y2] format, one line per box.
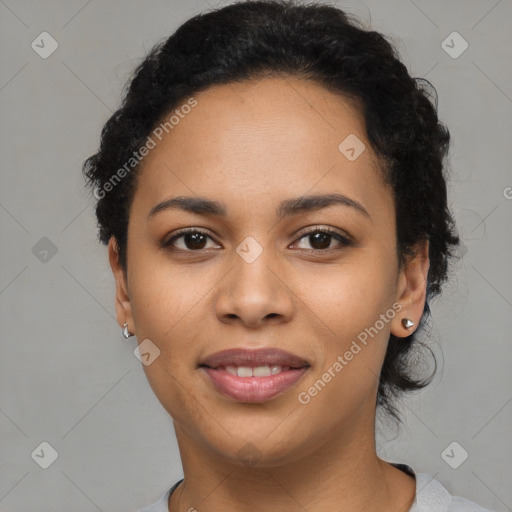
[108, 76, 429, 512]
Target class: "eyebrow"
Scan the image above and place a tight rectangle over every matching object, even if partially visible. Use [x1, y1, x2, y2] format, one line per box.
[147, 193, 371, 221]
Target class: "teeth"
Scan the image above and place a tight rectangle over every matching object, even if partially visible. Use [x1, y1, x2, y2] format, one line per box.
[253, 365, 272, 377]
[237, 366, 253, 377]
[222, 365, 284, 377]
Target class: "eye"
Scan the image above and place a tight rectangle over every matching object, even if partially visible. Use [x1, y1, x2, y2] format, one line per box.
[292, 227, 353, 251]
[162, 228, 220, 251]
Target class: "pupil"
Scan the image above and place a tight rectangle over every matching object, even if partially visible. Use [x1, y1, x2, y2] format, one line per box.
[186, 233, 206, 249]
[311, 232, 330, 250]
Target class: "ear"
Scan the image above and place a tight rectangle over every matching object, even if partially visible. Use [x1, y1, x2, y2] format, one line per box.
[391, 239, 430, 338]
[108, 236, 134, 335]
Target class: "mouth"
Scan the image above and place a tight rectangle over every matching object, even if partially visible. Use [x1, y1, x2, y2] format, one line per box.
[199, 348, 310, 403]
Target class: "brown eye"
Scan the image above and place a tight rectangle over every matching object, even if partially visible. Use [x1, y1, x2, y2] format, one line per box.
[163, 229, 220, 251]
[293, 228, 353, 251]
[306, 232, 332, 250]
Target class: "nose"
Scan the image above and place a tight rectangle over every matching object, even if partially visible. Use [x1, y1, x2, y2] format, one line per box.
[214, 246, 295, 329]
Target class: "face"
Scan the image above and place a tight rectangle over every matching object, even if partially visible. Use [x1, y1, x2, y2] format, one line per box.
[109, 76, 428, 467]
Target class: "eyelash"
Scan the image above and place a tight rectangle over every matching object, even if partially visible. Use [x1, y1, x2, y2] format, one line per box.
[162, 226, 354, 253]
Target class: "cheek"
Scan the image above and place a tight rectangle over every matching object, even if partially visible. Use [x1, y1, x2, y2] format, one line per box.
[297, 247, 398, 342]
[128, 254, 214, 343]
[127, 256, 212, 408]
[292, 248, 398, 408]
[129, 262, 211, 422]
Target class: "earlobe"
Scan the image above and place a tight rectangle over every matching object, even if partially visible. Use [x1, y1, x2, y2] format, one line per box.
[108, 236, 135, 336]
[391, 240, 429, 338]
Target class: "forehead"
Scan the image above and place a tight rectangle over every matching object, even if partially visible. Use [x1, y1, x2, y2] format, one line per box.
[132, 76, 390, 220]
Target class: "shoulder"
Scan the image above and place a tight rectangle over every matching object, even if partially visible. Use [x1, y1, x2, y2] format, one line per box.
[134, 479, 182, 512]
[134, 488, 170, 512]
[449, 495, 495, 512]
[412, 471, 495, 512]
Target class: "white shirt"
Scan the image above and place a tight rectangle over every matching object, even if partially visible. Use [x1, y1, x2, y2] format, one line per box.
[135, 462, 495, 511]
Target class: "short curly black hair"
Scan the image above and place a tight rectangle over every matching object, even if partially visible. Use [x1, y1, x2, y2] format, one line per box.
[82, 0, 460, 424]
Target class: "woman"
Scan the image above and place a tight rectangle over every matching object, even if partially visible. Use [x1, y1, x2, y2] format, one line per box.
[83, 1, 494, 511]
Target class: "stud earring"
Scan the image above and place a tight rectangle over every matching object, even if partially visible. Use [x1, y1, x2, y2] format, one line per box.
[122, 322, 134, 339]
[401, 318, 415, 330]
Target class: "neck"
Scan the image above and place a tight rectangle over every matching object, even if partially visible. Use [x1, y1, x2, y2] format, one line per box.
[168, 406, 416, 512]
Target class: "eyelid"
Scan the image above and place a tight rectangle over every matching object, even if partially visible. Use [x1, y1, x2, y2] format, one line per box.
[161, 227, 218, 248]
[293, 224, 354, 244]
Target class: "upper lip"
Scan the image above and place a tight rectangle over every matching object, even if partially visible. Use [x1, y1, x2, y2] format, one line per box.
[200, 348, 310, 369]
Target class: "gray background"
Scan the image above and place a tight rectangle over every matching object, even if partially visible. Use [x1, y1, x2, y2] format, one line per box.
[1, 0, 511, 510]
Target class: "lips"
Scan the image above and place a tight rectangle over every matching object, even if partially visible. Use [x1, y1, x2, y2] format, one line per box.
[199, 348, 310, 403]
[200, 347, 309, 369]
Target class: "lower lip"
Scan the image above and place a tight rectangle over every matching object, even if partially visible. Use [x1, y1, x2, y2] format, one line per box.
[202, 367, 309, 402]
